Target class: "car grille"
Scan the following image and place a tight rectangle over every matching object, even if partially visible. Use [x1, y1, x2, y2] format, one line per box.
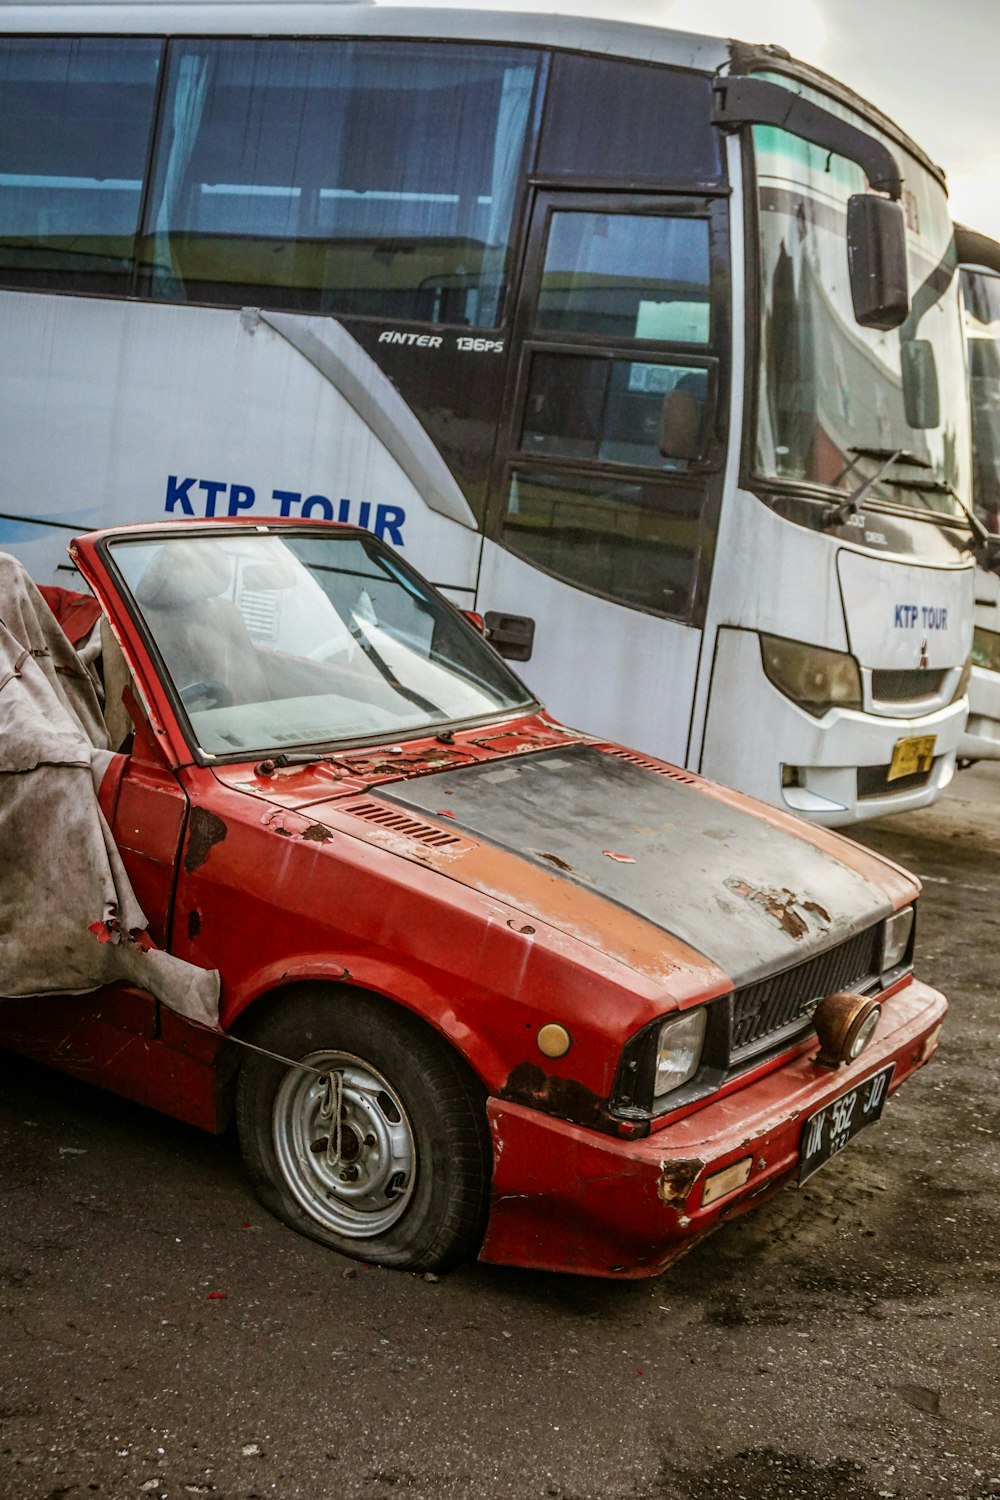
[728, 923, 882, 1065]
[870, 667, 946, 704]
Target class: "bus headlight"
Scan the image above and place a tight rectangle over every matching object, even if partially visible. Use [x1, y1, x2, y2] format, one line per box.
[760, 635, 862, 716]
[971, 626, 1000, 674]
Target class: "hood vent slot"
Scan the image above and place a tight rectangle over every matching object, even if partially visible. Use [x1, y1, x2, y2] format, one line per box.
[341, 800, 466, 849]
[596, 745, 699, 784]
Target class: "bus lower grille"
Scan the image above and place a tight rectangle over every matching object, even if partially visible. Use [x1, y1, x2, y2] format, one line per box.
[857, 763, 935, 800]
[729, 924, 882, 1063]
[870, 668, 946, 704]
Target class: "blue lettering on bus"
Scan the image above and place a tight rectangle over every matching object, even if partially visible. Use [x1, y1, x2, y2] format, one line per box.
[228, 484, 255, 515]
[199, 479, 227, 517]
[165, 475, 196, 515]
[302, 494, 334, 520]
[374, 504, 405, 546]
[273, 489, 300, 517]
[163, 476, 406, 543]
[893, 603, 947, 630]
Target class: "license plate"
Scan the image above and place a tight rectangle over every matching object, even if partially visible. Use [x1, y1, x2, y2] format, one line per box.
[887, 734, 936, 782]
[798, 1064, 895, 1184]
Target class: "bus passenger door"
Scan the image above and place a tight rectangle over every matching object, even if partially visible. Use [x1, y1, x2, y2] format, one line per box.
[477, 191, 729, 765]
[476, 190, 728, 762]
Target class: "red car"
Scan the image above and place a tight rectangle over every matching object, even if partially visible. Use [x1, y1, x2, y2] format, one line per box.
[0, 520, 946, 1276]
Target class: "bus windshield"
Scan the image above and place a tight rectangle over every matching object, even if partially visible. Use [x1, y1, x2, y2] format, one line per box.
[108, 529, 534, 755]
[962, 266, 1000, 533]
[753, 77, 969, 520]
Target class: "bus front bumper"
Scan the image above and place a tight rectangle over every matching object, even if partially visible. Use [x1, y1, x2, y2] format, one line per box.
[479, 979, 946, 1279]
[700, 629, 967, 826]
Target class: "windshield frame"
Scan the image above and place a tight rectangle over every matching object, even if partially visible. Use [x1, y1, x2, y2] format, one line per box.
[739, 63, 972, 537]
[95, 520, 539, 765]
[962, 263, 1000, 535]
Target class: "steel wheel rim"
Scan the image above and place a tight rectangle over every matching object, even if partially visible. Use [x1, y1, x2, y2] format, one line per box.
[272, 1049, 417, 1238]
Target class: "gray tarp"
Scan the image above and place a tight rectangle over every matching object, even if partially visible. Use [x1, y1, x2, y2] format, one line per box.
[0, 554, 220, 1026]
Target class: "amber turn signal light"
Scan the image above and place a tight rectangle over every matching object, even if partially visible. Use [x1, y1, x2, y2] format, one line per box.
[812, 990, 882, 1069]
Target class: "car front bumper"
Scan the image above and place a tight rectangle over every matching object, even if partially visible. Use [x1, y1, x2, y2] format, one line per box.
[479, 978, 946, 1278]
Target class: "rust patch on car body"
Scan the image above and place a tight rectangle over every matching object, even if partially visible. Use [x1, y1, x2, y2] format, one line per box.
[725, 878, 831, 940]
[301, 823, 334, 843]
[657, 1158, 705, 1207]
[500, 1062, 614, 1132]
[535, 851, 575, 873]
[187, 909, 201, 940]
[184, 808, 228, 872]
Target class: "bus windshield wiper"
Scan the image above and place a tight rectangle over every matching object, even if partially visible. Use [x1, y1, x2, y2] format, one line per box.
[889, 477, 992, 546]
[822, 448, 932, 529]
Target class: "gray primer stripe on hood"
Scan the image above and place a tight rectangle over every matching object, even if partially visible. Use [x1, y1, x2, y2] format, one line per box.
[383, 745, 892, 986]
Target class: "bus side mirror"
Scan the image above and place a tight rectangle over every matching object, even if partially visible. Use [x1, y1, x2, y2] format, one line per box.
[847, 194, 910, 330]
[976, 533, 1000, 575]
[901, 339, 941, 429]
[659, 388, 704, 462]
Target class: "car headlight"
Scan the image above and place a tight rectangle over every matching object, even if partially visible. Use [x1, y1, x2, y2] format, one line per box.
[613, 1007, 710, 1117]
[760, 634, 862, 716]
[653, 1009, 707, 1099]
[881, 905, 915, 972]
[971, 626, 1000, 674]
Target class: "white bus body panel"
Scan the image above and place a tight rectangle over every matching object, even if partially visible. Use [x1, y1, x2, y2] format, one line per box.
[960, 565, 1000, 760]
[697, 487, 973, 824]
[692, 486, 971, 828]
[0, 292, 481, 590]
[476, 540, 701, 768]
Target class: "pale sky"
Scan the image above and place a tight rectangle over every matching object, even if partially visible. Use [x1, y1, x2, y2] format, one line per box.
[385, 0, 999, 241]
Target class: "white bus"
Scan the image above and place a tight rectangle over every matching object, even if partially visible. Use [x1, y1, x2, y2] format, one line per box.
[0, 3, 979, 824]
[957, 229, 1000, 763]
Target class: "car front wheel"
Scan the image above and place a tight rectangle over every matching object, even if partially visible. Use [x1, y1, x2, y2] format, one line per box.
[235, 990, 492, 1272]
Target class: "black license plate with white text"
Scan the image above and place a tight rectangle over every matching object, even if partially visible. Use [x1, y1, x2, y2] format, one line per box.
[798, 1064, 895, 1184]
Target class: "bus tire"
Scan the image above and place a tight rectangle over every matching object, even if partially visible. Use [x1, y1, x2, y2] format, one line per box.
[235, 990, 491, 1272]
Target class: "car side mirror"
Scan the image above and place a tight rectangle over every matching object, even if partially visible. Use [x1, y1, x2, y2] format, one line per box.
[659, 388, 704, 462]
[901, 339, 941, 429]
[847, 194, 910, 330]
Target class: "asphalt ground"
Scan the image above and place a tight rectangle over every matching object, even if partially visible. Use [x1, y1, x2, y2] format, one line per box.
[1, 765, 998, 1500]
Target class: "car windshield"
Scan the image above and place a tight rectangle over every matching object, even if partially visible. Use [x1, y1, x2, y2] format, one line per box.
[753, 75, 970, 519]
[108, 528, 533, 754]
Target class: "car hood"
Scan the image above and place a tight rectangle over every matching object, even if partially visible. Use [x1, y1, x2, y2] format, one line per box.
[372, 744, 900, 989]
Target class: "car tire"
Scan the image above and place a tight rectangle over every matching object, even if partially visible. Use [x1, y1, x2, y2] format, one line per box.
[235, 989, 492, 1272]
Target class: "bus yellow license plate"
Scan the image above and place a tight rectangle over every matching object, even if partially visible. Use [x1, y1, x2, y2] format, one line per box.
[887, 734, 936, 782]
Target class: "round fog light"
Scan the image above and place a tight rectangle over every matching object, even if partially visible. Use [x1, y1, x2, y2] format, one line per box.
[813, 991, 882, 1069]
[847, 1004, 881, 1060]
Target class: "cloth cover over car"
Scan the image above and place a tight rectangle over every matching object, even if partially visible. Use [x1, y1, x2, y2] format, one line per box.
[0, 553, 219, 1025]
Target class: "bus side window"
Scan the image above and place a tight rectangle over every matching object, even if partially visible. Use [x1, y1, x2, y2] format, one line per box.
[502, 469, 703, 620]
[536, 213, 712, 344]
[0, 38, 162, 295]
[138, 39, 540, 327]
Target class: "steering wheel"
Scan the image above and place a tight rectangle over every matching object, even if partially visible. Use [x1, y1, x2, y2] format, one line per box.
[179, 679, 234, 710]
